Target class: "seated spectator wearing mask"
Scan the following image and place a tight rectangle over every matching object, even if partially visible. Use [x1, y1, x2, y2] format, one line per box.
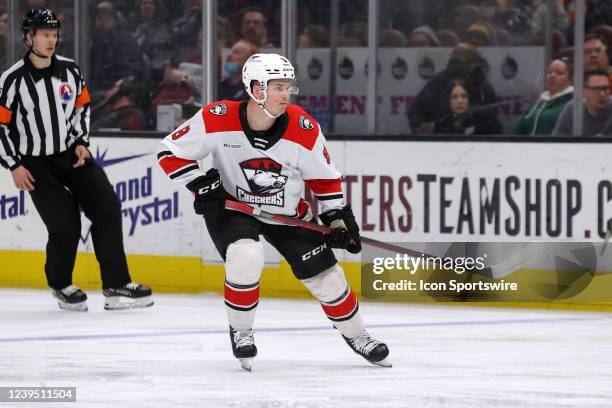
[513, 58, 573, 135]
[433, 79, 502, 135]
[554, 69, 612, 136]
[218, 39, 259, 101]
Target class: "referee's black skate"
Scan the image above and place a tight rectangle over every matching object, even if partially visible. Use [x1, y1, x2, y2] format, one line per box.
[52, 285, 88, 312]
[229, 326, 257, 371]
[103, 282, 154, 310]
[343, 329, 392, 367]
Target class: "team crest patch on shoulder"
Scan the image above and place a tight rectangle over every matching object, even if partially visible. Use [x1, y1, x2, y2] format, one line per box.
[209, 103, 227, 116]
[299, 115, 314, 130]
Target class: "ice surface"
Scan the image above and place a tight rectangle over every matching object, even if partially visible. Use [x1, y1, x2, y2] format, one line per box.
[0, 288, 611, 408]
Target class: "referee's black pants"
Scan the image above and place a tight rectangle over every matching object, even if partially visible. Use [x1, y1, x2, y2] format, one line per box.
[22, 147, 131, 290]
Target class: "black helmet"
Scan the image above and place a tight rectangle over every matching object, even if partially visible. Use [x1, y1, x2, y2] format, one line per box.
[21, 9, 61, 34]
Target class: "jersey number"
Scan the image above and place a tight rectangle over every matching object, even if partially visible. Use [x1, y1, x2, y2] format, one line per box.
[171, 125, 191, 140]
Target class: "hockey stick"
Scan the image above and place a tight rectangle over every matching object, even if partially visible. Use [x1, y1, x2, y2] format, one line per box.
[224, 200, 430, 257]
[224, 200, 549, 278]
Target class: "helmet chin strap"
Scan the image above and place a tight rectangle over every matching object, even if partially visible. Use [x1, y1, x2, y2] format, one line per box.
[255, 89, 283, 119]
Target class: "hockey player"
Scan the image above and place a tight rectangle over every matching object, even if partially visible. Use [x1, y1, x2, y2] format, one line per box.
[158, 53, 390, 370]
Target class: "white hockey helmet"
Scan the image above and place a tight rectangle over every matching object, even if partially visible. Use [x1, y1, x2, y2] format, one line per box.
[242, 53, 298, 117]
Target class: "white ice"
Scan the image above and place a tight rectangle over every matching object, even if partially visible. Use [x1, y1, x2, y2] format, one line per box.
[0, 288, 611, 408]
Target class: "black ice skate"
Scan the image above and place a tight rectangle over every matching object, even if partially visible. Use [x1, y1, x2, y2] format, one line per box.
[343, 329, 392, 367]
[229, 326, 257, 371]
[103, 282, 154, 310]
[51, 285, 88, 312]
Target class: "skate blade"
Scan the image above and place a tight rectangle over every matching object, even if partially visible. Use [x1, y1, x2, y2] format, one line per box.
[104, 295, 154, 310]
[370, 357, 392, 368]
[57, 301, 88, 312]
[239, 358, 253, 372]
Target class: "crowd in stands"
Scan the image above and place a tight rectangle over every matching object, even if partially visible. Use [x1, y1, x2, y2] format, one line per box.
[2, 0, 611, 136]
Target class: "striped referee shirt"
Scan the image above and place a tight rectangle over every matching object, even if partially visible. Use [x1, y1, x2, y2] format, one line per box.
[0, 52, 91, 170]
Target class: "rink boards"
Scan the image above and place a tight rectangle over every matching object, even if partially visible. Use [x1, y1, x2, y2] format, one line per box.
[1, 137, 611, 310]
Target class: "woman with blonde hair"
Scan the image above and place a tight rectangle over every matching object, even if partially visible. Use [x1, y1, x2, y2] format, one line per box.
[513, 58, 573, 135]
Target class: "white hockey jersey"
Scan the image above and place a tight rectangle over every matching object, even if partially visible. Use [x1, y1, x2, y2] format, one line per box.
[158, 100, 344, 219]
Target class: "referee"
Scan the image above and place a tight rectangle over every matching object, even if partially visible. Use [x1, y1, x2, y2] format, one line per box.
[0, 9, 153, 311]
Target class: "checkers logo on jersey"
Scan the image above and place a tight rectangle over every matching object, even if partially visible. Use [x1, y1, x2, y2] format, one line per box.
[299, 115, 314, 130]
[209, 103, 227, 115]
[59, 83, 74, 103]
[237, 158, 288, 207]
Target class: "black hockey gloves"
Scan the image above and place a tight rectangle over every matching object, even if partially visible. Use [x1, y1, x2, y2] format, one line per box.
[186, 168, 227, 217]
[319, 205, 362, 254]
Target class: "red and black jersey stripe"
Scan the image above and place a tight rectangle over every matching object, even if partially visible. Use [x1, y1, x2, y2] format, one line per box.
[157, 150, 200, 180]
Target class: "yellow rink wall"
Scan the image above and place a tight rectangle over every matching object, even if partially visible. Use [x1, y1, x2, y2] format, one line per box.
[1, 250, 612, 313]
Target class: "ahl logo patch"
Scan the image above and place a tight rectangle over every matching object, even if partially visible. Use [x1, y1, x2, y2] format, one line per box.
[209, 103, 227, 116]
[299, 115, 314, 130]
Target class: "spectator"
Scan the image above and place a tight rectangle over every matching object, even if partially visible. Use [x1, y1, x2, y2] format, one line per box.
[89, 1, 144, 96]
[171, 0, 202, 55]
[298, 24, 329, 48]
[442, 5, 481, 39]
[436, 29, 461, 47]
[513, 58, 573, 135]
[584, 34, 609, 71]
[492, 0, 533, 44]
[590, 25, 612, 65]
[91, 77, 149, 131]
[151, 30, 201, 110]
[531, 0, 569, 34]
[218, 39, 259, 101]
[583, 34, 612, 93]
[408, 26, 439, 47]
[379, 29, 408, 47]
[465, 21, 497, 46]
[407, 43, 497, 134]
[240, 6, 274, 49]
[433, 79, 502, 135]
[553, 69, 612, 136]
[130, 0, 173, 83]
[338, 21, 367, 47]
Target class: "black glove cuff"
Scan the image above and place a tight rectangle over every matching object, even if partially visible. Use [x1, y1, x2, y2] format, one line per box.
[319, 206, 346, 227]
[319, 205, 355, 227]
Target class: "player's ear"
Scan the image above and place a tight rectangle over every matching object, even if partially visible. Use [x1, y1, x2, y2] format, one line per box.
[251, 81, 263, 99]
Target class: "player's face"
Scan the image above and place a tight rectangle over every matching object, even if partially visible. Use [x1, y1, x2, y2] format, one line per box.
[29, 28, 58, 57]
[449, 84, 469, 115]
[546, 59, 571, 95]
[265, 79, 293, 115]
